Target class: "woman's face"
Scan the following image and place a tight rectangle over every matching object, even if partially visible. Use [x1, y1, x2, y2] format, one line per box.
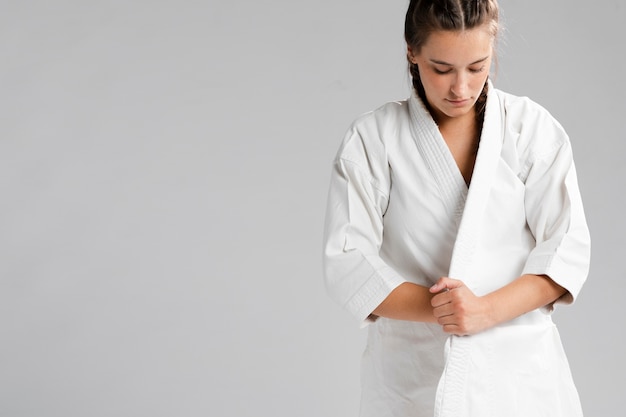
[409, 26, 493, 124]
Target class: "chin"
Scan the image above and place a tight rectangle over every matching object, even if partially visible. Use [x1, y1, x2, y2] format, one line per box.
[442, 106, 474, 119]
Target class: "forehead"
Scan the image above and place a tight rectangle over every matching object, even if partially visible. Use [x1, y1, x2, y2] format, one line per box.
[420, 27, 493, 64]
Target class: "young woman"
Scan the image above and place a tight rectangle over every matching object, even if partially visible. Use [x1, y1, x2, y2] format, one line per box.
[322, 1, 590, 416]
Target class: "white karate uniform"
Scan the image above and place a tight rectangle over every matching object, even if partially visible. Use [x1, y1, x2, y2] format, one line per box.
[322, 82, 591, 417]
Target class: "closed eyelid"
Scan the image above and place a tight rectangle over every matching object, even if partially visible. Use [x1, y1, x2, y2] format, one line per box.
[430, 53, 487, 70]
[429, 56, 489, 68]
[432, 66, 483, 74]
[433, 67, 452, 74]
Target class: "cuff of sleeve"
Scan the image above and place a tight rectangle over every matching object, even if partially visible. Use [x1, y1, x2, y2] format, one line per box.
[522, 253, 586, 309]
[344, 259, 407, 327]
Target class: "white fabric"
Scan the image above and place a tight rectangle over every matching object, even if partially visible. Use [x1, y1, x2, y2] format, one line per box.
[322, 82, 591, 417]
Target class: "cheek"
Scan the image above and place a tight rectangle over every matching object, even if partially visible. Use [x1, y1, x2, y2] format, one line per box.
[421, 73, 447, 94]
[471, 73, 489, 91]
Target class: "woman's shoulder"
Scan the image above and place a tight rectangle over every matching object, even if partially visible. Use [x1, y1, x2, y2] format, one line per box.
[336, 99, 411, 160]
[494, 88, 558, 123]
[493, 87, 569, 157]
[349, 99, 411, 132]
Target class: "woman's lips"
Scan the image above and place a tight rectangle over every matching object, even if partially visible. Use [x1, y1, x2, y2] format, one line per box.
[447, 98, 471, 106]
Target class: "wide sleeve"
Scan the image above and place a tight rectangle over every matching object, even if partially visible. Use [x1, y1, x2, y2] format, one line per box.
[521, 121, 591, 307]
[322, 124, 407, 325]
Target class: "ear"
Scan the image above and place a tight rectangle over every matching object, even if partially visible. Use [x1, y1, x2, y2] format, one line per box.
[407, 46, 418, 64]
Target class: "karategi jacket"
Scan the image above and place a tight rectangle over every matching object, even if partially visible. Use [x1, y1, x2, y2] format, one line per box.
[322, 81, 591, 417]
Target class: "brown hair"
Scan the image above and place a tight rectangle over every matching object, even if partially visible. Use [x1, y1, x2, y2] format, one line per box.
[405, 0, 500, 125]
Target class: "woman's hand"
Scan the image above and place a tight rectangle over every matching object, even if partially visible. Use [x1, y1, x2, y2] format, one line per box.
[429, 277, 496, 336]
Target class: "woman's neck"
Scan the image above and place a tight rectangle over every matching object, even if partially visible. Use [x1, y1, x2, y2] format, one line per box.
[436, 109, 480, 186]
[436, 108, 478, 141]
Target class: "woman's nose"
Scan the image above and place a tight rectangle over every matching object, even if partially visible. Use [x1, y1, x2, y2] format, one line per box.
[450, 72, 468, 97]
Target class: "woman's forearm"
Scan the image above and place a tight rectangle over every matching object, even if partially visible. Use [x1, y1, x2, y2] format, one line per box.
[371, 282, 437, 323]
[484, 274, 567, 325]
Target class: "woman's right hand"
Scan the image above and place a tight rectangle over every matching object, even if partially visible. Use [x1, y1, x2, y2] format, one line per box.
[430, 277, 496, 336]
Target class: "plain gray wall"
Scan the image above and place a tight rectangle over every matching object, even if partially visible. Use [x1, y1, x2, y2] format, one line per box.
[1, 1, 623, 416]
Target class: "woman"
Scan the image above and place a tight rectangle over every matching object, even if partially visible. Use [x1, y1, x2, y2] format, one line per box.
[322, 0, 590, 416]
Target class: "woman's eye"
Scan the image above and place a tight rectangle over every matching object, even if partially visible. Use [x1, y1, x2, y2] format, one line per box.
[469, 66, 485, 73]
[433, 68, 452, 75]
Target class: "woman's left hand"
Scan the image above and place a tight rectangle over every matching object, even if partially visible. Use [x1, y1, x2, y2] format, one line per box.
[429, 277, 495, 336]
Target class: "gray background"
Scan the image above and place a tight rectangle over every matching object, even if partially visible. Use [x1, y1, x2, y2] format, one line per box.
[0, 1, 623, 416]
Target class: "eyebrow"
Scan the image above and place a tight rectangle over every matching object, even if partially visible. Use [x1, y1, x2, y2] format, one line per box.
[430, 56, 490, 66]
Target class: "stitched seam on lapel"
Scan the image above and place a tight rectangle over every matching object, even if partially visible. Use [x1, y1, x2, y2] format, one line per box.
[407, 94, 467, 220]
